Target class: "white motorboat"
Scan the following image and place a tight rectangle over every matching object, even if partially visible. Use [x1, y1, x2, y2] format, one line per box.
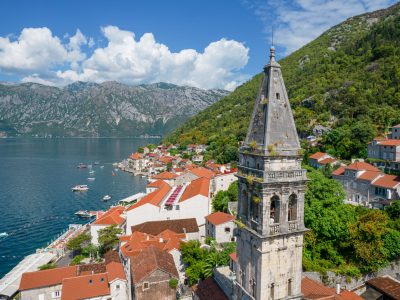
[77, 163, 87, 168]
[87, 177, 95, 181]
[89, 170, 95, 174]
[94, 161, 100, 165]
[100, 166, 105, 169]
[102, 195, 111, 201]
[0, 232, 8, 239]
[72, 185, 89, 192]
[74, 210, 95, 218]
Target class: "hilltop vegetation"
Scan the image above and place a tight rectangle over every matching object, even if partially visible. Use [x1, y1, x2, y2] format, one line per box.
[166, 3, 400, 161]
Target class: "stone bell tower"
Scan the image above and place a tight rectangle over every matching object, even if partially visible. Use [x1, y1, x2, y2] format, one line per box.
[235, 47, 307, 300]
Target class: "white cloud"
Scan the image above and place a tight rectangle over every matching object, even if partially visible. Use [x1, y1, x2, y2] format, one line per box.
[0, 26, 249, 90]
[244, 0, 396, 55]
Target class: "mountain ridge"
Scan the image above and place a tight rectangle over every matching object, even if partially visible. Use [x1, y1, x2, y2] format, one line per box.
[0, 81, 229, 137]
[165, 2, 400, 162]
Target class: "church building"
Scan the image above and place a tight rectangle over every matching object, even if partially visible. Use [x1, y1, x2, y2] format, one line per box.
[235, 46, 307, 300]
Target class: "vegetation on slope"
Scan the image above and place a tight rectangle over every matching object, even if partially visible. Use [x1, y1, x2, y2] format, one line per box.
[165, 3, 400, 161]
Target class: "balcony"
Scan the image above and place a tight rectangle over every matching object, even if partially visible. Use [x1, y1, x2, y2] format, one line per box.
[288, 221, 298, 231]
[270, 224, 280, 235]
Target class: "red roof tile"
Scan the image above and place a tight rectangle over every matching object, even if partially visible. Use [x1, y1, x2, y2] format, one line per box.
[127, 181, 171, 211]
[372, 174, 400, 189]
[206, 212, 235, 226]
[61, 273, 110, 300]
[346, 161, 379, 172]
[357, 170, 381, 181]
[19, 266, 77, 291]
[189, 167, 215, 179]
[106, 261, 126, 282]
[319, 157, 336, 165]
[180, 177, 210, 202]
[92, 206, 125, 225]
[193, 277, 228, 300]
[332, 166, 346, 176]
[147, 179, 166, 188]
[229, 252, 237, 262]
[302, 277, 362, 300]
[376, 139, 400, 146]
[129, 152, 142, 160]
[309, 152, 328, 160]
[151, 171, 178, 180]
[130, 246, 178, 283]
[367, 276, 400, 299]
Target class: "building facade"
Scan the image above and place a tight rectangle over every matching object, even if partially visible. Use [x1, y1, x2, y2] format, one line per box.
[235, 47, 307, 300]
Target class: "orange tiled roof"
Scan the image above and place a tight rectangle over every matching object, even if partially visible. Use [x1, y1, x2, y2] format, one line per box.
[189, 167, 215, 179]
[331, 166, 345, 176]
[151, 171, 178, 180]
[147, 179, 166, 188]
[61, 273, 110, 300]
[319, 157, 336, 165]
[392, 124, 400, 128]
[127, 181, 171, 211]
[309, 152, 327, 160]
[367, 276, 400, 299]
[106, 261, 126, 282]
[376, 139, 400, 146]
[120, 229, 185, 258]
[372, 174, 400, 189]
[357, 170, 381, 181]
[346, 161, 379, 172]
[92, 206, 125, 225]
[206, 212, 235, 226]
[19, 266, 77, 291]
[129, 152, 142, 160]
[180, 177, 210, 202]
[130, 246, 178, 283]
[302, 277, 363, 300]
[229, 252, 237, 262]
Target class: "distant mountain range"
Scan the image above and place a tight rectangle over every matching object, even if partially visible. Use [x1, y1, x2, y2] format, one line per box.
[0, 81, 228, 137]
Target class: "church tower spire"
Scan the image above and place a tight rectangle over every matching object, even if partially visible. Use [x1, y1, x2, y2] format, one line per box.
[235, 47, 307, 300]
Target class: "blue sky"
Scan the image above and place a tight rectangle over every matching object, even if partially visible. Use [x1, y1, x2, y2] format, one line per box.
[0, 0, 397, 90]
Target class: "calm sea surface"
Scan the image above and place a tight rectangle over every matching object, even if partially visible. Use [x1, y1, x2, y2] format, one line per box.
[0, 138, 159, 278]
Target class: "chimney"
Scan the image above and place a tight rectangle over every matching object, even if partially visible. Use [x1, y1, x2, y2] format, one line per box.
[146, 235, 149, 241]
[336, 283, 341, 295]
[183, 227, 187, 235]
[159, 237, 163, 243]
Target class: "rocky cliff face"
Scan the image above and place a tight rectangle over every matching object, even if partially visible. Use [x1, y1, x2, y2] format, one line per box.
[0, 81, 228, 137]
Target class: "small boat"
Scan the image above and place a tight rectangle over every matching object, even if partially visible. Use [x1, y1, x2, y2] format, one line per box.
[72, 185, 89, 192]
[94, 161, 100, 165]
[100, 166, 104, 169]
[114, 168, 119, 172]
[88, 164, 93, 168]
[77, 163, 87, 169]
[102, 195, 111, 201]
[74, 210, 95, 218]
[87, 177, 95, 181]
[89, 170, 95, 174]
[0, 232, 8, 239]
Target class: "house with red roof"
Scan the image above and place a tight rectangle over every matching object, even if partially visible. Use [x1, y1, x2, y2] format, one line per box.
[332, 161, 400, 208]
[301, 277, 363, 300]
[205, 212, 236, 243]
[309, 152, 338, 169]
[19, 259, 127, 300]
[368, 125, 400, 171]
[125, 177, 211, 237]
[90, 206, 126, 245]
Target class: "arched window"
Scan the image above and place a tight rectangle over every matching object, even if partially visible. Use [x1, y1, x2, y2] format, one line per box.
[288, 279, 292, 296]
[288, 194, 297, 221]
[251, 194, 259, 221]
[270, 196, 280, 224]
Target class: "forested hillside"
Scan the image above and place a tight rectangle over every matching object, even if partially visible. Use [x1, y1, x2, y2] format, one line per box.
[165, 2, 400, 161]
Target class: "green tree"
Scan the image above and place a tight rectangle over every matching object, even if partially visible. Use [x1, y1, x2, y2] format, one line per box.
[386, 201, 400, 220]
[39, 263, 56, 270]
[66, 232, 91, 252]
[349, 210, 390, 272]
[98, 225, 122, 253]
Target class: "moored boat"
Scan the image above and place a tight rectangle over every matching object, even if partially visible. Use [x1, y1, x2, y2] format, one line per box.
[74, 210, 95, 218]
[102, 195, 111, 201]
[72, 185, 89, 192]
[77, 163, 87, 169]
[0, 232, 8, 239]
[87, 177, 95, 181]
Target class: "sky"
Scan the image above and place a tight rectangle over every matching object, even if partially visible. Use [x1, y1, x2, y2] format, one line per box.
[0, 0, 397, 90]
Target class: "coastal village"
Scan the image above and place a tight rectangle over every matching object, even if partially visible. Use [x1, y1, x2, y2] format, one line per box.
[1, 47, 400, 300]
